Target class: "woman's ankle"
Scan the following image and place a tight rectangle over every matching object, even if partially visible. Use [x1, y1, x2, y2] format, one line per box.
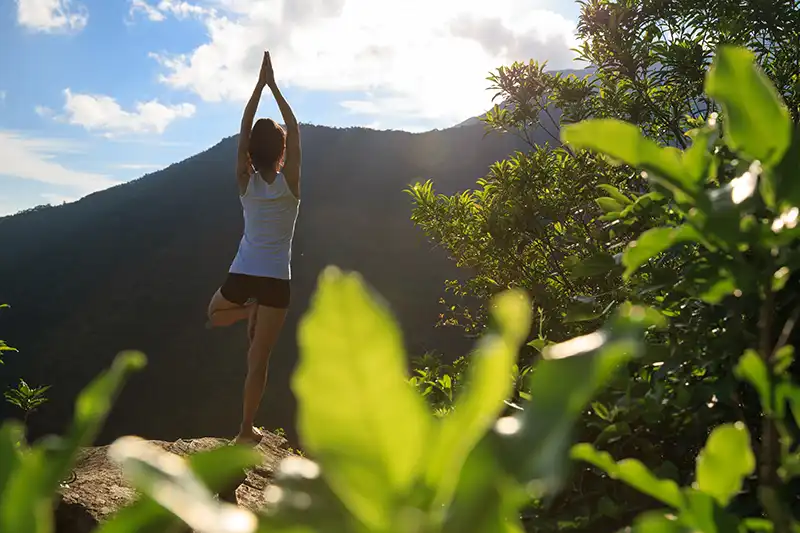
[239, 424, 258, 435]
[234, 425, 261, 445]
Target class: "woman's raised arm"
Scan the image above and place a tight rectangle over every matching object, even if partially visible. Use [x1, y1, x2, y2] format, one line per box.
[236, 52, 271, 194]
[266, 54, 301, 198]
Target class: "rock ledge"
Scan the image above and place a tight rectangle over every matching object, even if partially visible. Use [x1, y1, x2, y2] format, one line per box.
[55, 432, 291, 533]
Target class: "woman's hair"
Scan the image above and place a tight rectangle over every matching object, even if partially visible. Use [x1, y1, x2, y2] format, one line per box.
[249, 118, 286, 172]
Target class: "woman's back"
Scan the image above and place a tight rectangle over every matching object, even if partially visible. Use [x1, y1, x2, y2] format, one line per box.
[229, 171, 300, 280]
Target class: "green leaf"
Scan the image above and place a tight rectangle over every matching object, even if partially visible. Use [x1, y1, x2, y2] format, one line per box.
[680, 490, 742, 532]
[782, 452, 800, 481]
[0, 448, 50, 533]
[426, 290, 530, 509]
[705, 46, 792, 167]
[527, 338, 548, 353]
[598, 211, 622, 222]
[683, 121, 719, 185]
[741, 518, 775, 532]
[591, 401, 612, 421]
[596, 197, 625, 214]
[775, 122, 800, 207]
[293, 267, 430, 530]
[597, 184, 633, 206]
[774, 345, 794, 376]
[612, 302, 668, 331]
[188, 444, 262, 493]
[562, 119, 699, 199]
[632, 511, 692, 532]
[0, 422, 24, 499]
[564, 302, 605, 323]
[93, 497, 171, 533]
[441, 438, 527, 533]
[620, 192, 666, 220]
[772, 267, 791, 293]
[695, 422, 755, 506]
[779, 384, 800, 430]
[699, 272, 737, 305]
[570, 252, 618, 279]
[622, 225, 701, 279]
[593, 422, 632, 447]
[571, 444, 684, 509]
[760, 168, 778, 209]
[735, 350, 772, 413]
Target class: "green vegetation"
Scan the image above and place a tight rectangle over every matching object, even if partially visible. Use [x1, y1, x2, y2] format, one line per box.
[407, 1, 800, 530]
[4, 47, 800, 531]
[0, 267, 657, 533]
[3, 4, 800, 533]
[1, 305, 49, 427]
[4, 379, 50, 424]
[557, 43, 800, 532]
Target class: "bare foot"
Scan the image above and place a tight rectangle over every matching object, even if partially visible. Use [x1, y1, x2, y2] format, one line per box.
[233, 426, 263, 447]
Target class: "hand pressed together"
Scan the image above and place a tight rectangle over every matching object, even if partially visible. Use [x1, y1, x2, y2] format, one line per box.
[258, 50, 275, 88]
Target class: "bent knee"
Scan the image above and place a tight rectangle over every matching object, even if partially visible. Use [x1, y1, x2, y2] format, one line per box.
[207, 289, 225, 315]
[207, 289, 246, 322]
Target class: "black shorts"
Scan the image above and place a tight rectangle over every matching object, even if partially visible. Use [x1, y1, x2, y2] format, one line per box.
[220, 273, 291, 309]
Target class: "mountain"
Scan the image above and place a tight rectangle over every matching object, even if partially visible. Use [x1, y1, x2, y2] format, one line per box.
[0, 123, 541, 446]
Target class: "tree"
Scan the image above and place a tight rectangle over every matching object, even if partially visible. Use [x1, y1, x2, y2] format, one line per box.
[408, 1, 800, 530]
[411, 0, 800, 341]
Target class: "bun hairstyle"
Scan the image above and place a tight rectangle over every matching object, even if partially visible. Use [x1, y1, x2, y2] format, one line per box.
[249, 118, 286, 172]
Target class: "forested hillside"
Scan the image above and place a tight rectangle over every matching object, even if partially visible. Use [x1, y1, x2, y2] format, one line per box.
[0, 122, 534, 445]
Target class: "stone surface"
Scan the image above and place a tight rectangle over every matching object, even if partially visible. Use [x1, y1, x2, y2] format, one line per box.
[55, 431, 291, 533]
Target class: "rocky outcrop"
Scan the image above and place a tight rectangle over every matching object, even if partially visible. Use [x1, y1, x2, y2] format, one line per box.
[55, 431, 291, 533]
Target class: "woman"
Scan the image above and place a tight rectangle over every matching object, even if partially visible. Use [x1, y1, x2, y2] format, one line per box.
[206, 51, 301, 446]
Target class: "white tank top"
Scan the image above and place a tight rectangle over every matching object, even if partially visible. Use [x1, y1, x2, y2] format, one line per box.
[229, 171, 300, 280]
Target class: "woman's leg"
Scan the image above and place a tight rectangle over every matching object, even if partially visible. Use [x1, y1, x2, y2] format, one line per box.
[207, 288, 254, 328]
[236, 305, 287, 444]
[248, 304, 258, 344]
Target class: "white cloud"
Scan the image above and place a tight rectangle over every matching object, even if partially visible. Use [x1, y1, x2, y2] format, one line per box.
[145, 0, 579, 127]
[0, 131, 117, 194]
[114, 163, 162, 170]
[34, 105, 54, 117]
[129, 0, 211, 21]
[129, 0, 166, 21]
[58, 89, 196, 136]
[16, 0, 88, 32]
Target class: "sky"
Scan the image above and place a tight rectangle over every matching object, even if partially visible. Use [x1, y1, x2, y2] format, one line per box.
[0, 0, 582, 216]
